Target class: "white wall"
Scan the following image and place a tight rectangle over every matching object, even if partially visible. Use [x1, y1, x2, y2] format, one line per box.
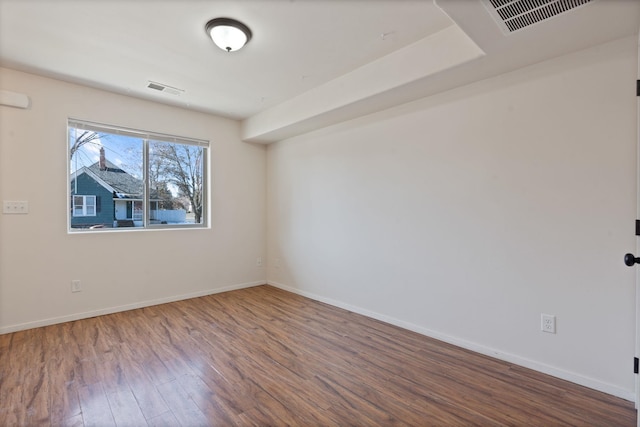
[266, 36, 638, 399]
[0, 68, 267, 333]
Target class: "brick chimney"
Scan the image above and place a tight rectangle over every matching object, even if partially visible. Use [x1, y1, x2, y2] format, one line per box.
[99, 147, 106, 171]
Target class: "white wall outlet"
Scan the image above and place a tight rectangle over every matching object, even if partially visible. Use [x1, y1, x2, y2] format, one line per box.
[257, 257, 262, 267]
[2, 200, 28, 214]
[541, 314, 556, 334]
[71, 280, 82, 293]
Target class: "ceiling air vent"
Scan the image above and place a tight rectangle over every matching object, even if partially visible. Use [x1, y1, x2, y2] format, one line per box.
[146, 81, 185, 96]
[482, 0, 594, 33]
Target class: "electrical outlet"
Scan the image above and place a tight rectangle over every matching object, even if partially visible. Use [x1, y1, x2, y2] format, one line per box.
[71, 280, 82, 293]
[541, 314, 556, 334]
[257, 257, 262, 267]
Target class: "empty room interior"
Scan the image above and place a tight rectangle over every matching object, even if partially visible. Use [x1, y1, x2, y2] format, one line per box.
[2, 0, 640, 425]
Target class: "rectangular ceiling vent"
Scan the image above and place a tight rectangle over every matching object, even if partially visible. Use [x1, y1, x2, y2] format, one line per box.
[146, 81, 184, 96]
[482, 0, 594, 33]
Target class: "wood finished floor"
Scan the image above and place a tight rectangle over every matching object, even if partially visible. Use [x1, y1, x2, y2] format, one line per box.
[0, 285, 635, 426]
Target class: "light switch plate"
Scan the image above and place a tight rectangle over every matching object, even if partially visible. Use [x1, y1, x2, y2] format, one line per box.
[3, 201, 28, 214]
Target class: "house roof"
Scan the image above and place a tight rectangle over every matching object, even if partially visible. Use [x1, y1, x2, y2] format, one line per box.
[72, 160, 161, 200]
[86, 160, 143, 199]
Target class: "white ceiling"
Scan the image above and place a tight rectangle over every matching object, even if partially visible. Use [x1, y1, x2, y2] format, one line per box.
[1, 0, 639, 143]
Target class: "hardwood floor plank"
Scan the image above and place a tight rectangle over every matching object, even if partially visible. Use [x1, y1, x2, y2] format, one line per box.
[155, 379, 210, 426]
[77, 382, 116, 427]
[74, 358, 102, 388]
[117, 347, 170, 420]
[97, 357, 130, 395]
[190, 360, 268, 415]
[48, 357, 81, 424]
[68, 320, 100, 362]
[146, 410, 180, 427]
[0, 285, 636, 426]
[241, 375, 345, 426]
[14, 332, 51, 426]
[125, 381, 169, 422]
[51, 413, 84, 427]
[175, 373, 238, 425]
[106, 388, 148, 427]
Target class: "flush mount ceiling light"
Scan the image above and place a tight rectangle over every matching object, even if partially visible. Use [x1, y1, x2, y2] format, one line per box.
[205, 18, 252, 52]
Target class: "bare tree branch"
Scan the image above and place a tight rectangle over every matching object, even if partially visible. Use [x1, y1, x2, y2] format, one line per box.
[69, 130, 101, 160]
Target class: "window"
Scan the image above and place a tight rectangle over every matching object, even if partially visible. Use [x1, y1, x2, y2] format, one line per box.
[68, 119, 208, 231]
[73, 195, 96, 217]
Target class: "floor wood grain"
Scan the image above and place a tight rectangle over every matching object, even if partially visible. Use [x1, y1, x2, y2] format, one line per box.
[0, 285, 636, 426]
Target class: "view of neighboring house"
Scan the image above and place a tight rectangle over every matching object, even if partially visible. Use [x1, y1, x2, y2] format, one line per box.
[70, 147, 163, 228]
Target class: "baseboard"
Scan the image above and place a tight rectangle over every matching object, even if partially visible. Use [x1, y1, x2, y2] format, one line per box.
[0, 280, 265, 335]
[267, 280, 635, 402]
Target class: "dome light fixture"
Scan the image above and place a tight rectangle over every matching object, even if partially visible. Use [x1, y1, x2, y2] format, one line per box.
[205, 18, 252, 52]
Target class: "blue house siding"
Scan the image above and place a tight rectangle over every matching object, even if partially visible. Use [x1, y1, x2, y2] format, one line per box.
[70, 174, 114, 227]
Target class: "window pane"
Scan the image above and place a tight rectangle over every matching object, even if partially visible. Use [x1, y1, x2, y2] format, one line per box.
[73, 196, 84, 217]
[85, 196, 95, 216]
[148, 140, 205, 226]
[70, 126, 143, 229]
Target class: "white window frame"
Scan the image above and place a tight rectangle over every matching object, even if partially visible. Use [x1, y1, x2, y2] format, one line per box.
[68, 118, 209, 232]
[73, 195, 96, 217]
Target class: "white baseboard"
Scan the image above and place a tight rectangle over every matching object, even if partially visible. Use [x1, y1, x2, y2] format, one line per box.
[267, 280, 635, 402]
[0, 281, 265, 335]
